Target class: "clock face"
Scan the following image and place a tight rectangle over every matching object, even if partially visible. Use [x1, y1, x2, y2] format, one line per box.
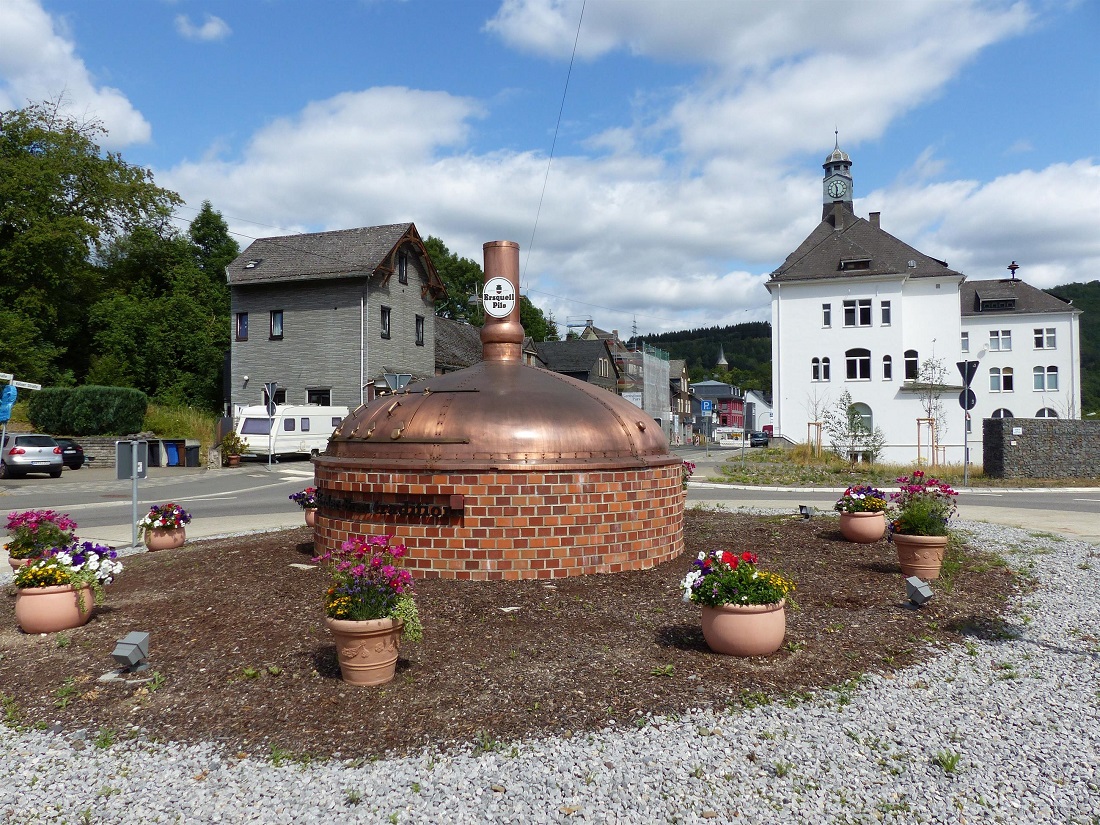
[827, 179, 848, 199]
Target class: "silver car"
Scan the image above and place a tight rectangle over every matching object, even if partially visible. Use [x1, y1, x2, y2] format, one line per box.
[0, 433, 64, 478]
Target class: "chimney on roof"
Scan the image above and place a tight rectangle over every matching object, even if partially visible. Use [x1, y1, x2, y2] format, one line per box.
[612, 329, 619, 340]
[869, 212, 880, 229]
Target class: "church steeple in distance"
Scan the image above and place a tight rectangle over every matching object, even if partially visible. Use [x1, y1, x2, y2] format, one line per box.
[822, 131, 854, 220]
[716, 344, 729, 368]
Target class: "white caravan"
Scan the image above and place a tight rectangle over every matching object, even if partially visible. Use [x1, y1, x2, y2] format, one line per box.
[234, 405, 349, 457]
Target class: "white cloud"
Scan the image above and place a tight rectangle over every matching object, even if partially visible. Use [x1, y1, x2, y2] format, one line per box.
[0, 0, 150, 146]
[174, 13, 232, 43]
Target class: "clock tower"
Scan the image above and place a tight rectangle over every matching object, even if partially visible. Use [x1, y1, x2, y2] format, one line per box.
[822, 134, 853, 219]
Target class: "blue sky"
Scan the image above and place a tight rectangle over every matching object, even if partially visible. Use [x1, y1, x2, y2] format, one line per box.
[2, 0, 1097, 337]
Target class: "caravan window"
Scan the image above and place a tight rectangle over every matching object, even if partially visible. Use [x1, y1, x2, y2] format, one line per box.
[301, 418, 311, 432]
[331, 417, 342, 427]
[240, 418, 272, 435]
[283, 418, 296, 432]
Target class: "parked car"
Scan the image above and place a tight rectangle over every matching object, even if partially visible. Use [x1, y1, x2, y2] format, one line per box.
[54, 437, 85, 469]
[749, 431, 770, 448]
[0, 433, 63, 478]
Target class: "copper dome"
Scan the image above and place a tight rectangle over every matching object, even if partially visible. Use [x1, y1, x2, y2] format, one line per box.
[321, 241, 677, 473]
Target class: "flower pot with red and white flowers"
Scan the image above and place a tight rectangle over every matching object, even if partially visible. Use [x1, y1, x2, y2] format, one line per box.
[138, 503, 192, 551]
[681, 550, 796, 656]
[289, 487, 319, 527]
[888, 471, 957, 580]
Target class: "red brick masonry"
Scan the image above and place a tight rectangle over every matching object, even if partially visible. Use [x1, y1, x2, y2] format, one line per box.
[313, 462, 685, 580]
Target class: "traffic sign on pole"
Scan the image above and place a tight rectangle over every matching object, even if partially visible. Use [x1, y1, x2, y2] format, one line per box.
[956, 360, 979, 388]
[958, 389, 977, 411]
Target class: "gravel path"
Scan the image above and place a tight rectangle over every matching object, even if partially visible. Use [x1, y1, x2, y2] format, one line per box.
[2, 519, 1098, 824]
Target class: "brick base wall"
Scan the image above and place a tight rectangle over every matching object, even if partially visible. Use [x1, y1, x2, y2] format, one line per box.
[313, 462, 685, 580]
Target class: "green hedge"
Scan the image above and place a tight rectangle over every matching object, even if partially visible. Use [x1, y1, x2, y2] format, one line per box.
[27, 386, 148, 436]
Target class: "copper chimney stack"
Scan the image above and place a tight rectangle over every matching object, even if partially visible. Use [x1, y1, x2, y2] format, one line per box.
[480, 241, 524, 362]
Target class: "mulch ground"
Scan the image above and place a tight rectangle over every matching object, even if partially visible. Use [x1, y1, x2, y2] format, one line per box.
[0, 509, 1021, 760]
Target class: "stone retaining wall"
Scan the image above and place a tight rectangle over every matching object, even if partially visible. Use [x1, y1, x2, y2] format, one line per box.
[982, 419, 1100, 479]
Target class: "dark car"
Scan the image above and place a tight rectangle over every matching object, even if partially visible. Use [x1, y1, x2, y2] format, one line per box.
[54, 437, 85, 469]
[749, 431, 770, 448]
[0, 433, 64, 478]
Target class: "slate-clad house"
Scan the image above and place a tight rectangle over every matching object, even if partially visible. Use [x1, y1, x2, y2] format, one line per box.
[767, 143, 1082, 464]
[534, 339, 619, 394]
[226, 223, 445, 412]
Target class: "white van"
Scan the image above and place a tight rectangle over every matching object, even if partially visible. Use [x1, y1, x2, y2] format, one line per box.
[234, 405, 349, 457]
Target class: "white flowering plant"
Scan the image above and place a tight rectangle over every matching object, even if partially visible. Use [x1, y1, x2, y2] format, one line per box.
[681, 550, 796, 608]
[13, 541, 123, 611]
[137, 502, 192, 536]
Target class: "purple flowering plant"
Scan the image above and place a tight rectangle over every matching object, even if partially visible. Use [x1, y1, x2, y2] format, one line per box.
[312, 535, 422, 642]
[14, 541, 124, 610]
[289, 487, 318, 509]
[834, 484, 888, 514]
[137, 502, 192, 536]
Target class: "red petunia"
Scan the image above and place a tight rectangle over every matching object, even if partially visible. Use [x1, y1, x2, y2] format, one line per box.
[741, 551, 758, 564]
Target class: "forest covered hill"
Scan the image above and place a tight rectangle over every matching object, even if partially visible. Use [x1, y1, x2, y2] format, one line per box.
[639, 281, 1100, 414]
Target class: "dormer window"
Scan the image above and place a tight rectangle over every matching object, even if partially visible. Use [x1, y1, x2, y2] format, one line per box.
[976, 296, 1016, 312]
[839, 257, 872, 271]
[244, 259, 262, 269]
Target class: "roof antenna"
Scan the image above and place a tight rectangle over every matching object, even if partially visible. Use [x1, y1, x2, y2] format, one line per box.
[1007, 261, 1019, 280]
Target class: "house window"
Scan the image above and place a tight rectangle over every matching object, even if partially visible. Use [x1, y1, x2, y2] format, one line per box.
[821, 357, 830, 381]
[843, 299, 872, 327]
[990, 367, 1014, 392]
[306, 389, 331, 405]
[961, 332, 969, 353]
[845, 348, 871, 380]
[851, 402, 872, 431]
[991, 408, 1014, 418]
[380, 306, 391, 339]
[822, 304, 831, 327]
[989, 330, 1012, 351]
[235, 312, 248, 341]
[398, 253, 408, 285]
[904, 349, 919, 380]
[811, 358, 821, 381]
[269, 310, 284, 340]
[880, 301, 891, 326]
[1034, 328, 1056, 349]
[415, 314, 425, 347]
[1033, 366, 1058, 391]
[882, 355, 892, 380]
[263, 387, 286, 409]
[1036, 407, 1058, 418]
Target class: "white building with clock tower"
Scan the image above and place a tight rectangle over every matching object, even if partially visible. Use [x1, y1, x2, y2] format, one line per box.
[766, 142, 1082, 466]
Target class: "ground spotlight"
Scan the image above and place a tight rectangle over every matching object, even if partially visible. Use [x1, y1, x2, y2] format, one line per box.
[906, 576, 933, 607]
[798, 505, 813, 519]
[111, 631, 150, 672]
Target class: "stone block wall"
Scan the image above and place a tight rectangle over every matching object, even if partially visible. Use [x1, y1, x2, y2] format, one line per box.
[313, 462, 685, 580]
[982, 418, 1100, 479]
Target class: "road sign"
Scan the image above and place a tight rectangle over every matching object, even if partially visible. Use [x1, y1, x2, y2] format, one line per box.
[0, 373, 12, 381]
[264, 382, 279, 416]
[12, 380, 41, 390]
[701, 400, 713, 413]
[116, 440, 149, 480]
[958, 389, 977, 411]
[956, 360, 979, 388]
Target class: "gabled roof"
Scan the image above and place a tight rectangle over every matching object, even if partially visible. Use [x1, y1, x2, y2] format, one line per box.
[534, 339, 615, 374]
[767, 204, 962, 285]
[227, 222, 445, 296]
[690, 380, 743, 400]
[960, 278, 1081, 317]
[435, 316, 483, 372]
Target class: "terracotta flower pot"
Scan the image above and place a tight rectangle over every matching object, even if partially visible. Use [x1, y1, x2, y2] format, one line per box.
[15, 584, 95, 634]
[839, 511, 886, 543]
[145, 526, 186, 551]
[304, 508, 317, 528]
[7, 556, 35, 573]
[700, 600, 786, 657]
[893, 533, 948, 579]
[325, 616, 403, 686]
[226, 454, 241, 467]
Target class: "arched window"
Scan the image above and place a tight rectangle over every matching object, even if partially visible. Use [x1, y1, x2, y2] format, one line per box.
[904, 349, 919, 380]
[1033, 366, 1058, 391]
[822, 357, 831, 381]
[991, 408, 1014, 418]
[850, 402, 873, 432]
[845, 348, 871, 380]
[990, 367, 1014, 392]
[1035, 408, 1058, 418]
[882, 355, 893, 381]
[811, 358, 821, 381]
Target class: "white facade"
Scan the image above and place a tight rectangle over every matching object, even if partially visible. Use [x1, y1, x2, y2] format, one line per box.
[767, 146, 1082, 467]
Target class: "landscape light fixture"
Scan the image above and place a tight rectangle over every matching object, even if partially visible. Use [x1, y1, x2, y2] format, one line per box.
[111, 631, 150, 672]
[905, 576, 934, 607]
[799, 505, 813, 519]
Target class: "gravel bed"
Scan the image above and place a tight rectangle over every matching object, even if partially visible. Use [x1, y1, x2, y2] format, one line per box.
[1, 519, 1098, 824]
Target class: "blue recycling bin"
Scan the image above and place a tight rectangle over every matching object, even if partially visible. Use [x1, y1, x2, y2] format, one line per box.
[164, 441, 180, 466]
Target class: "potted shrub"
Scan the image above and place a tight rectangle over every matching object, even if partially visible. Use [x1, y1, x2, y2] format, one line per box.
[681, 549, 796, 656]
[219, 431, 247, 467]
[833, 484, 888, 543]
[312, 534, 422, 686]
[888, 470, 958, 579]
[138, 502, 192, 551]
[4, 510, 78, 571]
[289, 486, 319, 527]
[13, 542, 123, 633]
